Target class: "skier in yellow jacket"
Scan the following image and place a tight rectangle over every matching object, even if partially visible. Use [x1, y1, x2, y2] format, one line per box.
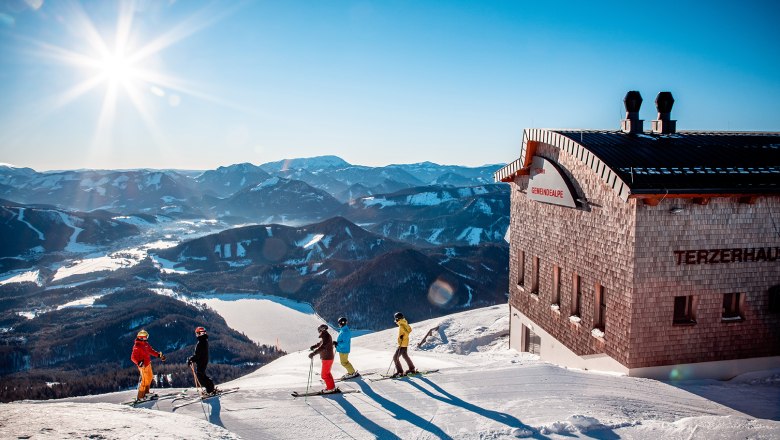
[391, 312, 417, 378]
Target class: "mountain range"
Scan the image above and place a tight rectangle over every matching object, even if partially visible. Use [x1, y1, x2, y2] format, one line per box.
[0, 156, 508, 401]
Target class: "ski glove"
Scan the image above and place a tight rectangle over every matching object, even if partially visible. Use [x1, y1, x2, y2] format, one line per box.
[399, 335, 404, 341]
[159, 354, 166, 362]
[308, 352, 315, 359]
[137, 361, 144, 368]
[309, 344, 317, 351]
[187, 356, 194, 365]
[333, 341, 338, 347]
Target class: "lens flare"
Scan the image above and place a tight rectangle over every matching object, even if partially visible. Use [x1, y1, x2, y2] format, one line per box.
[428, 278, 455, 306]
[279, 268, 302, 294]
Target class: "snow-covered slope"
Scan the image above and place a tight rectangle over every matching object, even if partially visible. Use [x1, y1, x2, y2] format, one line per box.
[3, 305, 779, 439]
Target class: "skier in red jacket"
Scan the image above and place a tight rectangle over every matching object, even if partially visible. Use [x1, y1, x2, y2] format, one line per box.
[130, 329, 166, 401]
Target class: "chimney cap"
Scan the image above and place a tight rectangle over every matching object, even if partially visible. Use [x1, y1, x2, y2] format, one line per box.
[624, 91, 643, 113]
[655, 92, 674, 114]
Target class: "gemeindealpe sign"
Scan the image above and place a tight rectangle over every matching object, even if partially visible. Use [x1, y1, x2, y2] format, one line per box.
[527, 156, 577, 208]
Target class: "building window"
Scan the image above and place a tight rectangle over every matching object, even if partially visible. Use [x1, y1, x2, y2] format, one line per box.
[531, 257, 540, 294]
[673, 295, 696, 325]
[571, 273, 581, 316]
[594, 283, 605, 331]
[517, 251, 525, 286]
[722, 293, 744, 320]
[552, 265, 560, 305]
[769, 285, 780, 313]
[523, 325, 541, 355]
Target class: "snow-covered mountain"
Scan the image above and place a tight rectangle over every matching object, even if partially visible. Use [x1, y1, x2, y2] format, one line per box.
[210, 177, 345, 223]
[5, 305, 778, 439]
[347, 184, 510, 246]
[195, 163, 271, 197]
[0, 169, 199, 214]
[154, 216, 405, 268]
[0, 158, 507, 224]
[258, 155, 351, 173]
[0, 199, 141, 259]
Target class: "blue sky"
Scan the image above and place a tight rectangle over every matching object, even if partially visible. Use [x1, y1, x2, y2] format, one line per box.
[1, 0, 778, 171]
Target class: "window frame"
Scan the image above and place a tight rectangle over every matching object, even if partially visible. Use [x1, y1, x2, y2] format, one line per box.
[672, 295, 697, 325]
[722, 292, 744, 321]
[594, 283, 605, 331]
[517, 250, 525, 287]
[552, 265, 561, 306]
[530, 256, 540, 295]
[571, 273, 581, 317]
[769, 285, 780, 313]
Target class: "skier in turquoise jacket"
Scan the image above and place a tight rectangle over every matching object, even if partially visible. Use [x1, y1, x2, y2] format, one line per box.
[334, 317, 359, 380]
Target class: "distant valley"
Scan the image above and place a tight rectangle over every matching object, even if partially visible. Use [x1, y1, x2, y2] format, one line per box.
[0, 156, 508, 401]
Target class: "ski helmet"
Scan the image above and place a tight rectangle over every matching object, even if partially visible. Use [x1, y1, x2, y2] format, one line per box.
[195, 326, 207, 335]
[394, 312, 404, 321]
[337, 317, 347, 327]
[137, 330, 149, 340]
[317, 324, 328, 332]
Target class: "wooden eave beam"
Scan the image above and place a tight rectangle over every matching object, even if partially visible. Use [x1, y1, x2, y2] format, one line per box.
[630, 193, 772, 201]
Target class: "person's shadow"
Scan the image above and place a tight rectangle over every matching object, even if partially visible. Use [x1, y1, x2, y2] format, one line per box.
[331, 393, 401, 440]
[355, 380, 454, 439]
[206, 398, 224, 427]
[407, 377, 559, 440]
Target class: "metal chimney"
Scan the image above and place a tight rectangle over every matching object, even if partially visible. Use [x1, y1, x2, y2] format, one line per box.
[620, 91, 644, 134]
[651, 91, 676, 134]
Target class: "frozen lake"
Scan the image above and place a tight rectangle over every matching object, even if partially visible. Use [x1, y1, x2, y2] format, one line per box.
[193, 294, 326, 353]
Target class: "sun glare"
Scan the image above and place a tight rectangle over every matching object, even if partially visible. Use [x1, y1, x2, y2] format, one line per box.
[98, 53, 135, 85]
[20, 1, 244, 155]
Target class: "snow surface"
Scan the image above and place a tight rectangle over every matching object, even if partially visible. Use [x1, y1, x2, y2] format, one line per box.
[0, 269, 42, 286]
[0, 402, 239, 439]
[6, 305, 777, 439]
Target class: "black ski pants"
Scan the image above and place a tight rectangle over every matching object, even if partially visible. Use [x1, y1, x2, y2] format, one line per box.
[195, 364, 215, 393]
[393, 347, 415, 374]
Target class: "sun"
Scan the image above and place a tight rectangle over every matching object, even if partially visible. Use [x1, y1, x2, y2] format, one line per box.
[24, 1, 242, 152]
[98, 52, 136, 86]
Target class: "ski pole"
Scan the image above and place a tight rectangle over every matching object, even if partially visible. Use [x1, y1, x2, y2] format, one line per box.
[190, 363, 204, 395]
[305, 357, 313, 403]
[190, 363, 210, 420]
[385, 355, 395, 376]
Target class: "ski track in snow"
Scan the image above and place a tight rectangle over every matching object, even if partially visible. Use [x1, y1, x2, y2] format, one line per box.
[12, 305, 777, 440]
[17, 207, 45, 240]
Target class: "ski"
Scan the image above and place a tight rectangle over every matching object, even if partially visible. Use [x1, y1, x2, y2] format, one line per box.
[171, 387, 240, 409]
[291, 388, 361, 398]
[332, 372, 376, 383]
[122, 392, 185, 406]
[368, 369, 440, 382]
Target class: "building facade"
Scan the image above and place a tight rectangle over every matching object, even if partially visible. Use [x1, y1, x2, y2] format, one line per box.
[495, 92, 780, 379]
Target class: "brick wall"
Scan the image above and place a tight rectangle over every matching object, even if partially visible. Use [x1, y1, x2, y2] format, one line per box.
[508, 133, 637, 367]
[630, 197, 780, 368]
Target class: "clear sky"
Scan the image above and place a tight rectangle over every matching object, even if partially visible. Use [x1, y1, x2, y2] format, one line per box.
[1, 0, 778, 171]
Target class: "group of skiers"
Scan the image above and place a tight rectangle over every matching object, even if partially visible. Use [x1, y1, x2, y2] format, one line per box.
[130, 311, 417, 399]
[130, 326, 218, 402]
[308, 311, 417, 394]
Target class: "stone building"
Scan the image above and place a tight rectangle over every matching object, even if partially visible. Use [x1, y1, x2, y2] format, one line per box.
[494, 91, 780, 379]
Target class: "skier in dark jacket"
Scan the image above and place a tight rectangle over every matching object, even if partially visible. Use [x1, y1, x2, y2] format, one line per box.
[188, 326, 217, 395]
[309, 323, 337, 393]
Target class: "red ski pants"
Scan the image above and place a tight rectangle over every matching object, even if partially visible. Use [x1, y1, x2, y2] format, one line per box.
[321, 359, 335, 390]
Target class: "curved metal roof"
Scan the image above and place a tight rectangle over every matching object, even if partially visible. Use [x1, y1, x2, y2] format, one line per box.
[552, 130, 780, 195]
